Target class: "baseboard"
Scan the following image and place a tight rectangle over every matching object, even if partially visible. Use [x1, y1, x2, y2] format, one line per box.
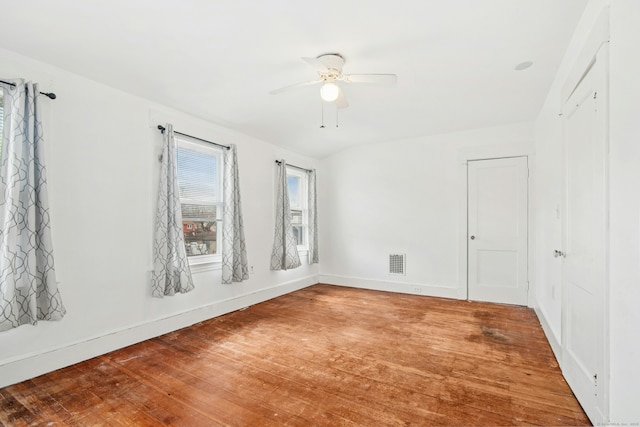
[534, 306, 562, 367]
[319, 274, 465, 300]
[0, 275, 318, 388]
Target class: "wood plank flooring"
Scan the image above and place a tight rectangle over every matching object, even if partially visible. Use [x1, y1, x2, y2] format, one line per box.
[0, 284, 590, 426]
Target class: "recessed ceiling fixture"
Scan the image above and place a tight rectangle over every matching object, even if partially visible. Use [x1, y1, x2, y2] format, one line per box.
[514, 61, 534, 71]
[270, 53, 397, 109]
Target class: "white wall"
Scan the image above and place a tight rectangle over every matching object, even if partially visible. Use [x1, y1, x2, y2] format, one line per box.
[319, 122, 534, 299]
[0, 47, 319, 388]
[608, 0, 640, 422]
[534, 0, 640, 421]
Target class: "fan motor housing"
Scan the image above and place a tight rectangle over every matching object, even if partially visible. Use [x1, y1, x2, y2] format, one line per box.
[317, 53, 345, 74]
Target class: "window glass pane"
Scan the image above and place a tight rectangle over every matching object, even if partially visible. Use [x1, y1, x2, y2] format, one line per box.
[292, 225, 304, 246]
[0, 93, 3, 161]
[177, 144, 219, 256]
[286, 169, 307, 248]
[182, 207, 218, 256]
[287, 175, 300, 208]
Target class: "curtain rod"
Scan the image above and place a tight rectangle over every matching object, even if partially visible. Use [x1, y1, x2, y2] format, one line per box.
[275, 160, 313, 173]
[157, 125, 230, 150]
[0, 80, 57, 99]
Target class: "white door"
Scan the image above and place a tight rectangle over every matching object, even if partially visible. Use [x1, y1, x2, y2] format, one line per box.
[561, 47, 608, 423]
[468, 157, 528, 305]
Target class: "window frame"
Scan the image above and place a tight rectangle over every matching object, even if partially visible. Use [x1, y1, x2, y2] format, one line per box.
[175, 136, 224, 267]
[286, 166, 308, 252]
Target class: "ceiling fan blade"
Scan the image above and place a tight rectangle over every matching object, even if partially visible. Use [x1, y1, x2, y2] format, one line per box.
[335, 87, 349, 109]
[301, 57, 329, 73]
[269, 79, 322, 95]
[341, 74, 397, 86]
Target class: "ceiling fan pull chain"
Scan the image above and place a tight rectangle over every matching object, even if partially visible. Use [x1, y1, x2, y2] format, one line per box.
[320, 101, 325, 128]
[336, 108, 339, 128]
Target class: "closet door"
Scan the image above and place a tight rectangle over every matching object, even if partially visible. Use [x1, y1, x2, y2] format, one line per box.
[561, 45, 608, 423]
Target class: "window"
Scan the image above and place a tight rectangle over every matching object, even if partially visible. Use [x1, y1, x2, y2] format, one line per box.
[176, 137, 223, 262]
[287, 167, 308, 249]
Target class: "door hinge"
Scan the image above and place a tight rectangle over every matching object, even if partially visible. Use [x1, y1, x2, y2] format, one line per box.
[594, 91, 597, 99]
[594, 373, 598, 396]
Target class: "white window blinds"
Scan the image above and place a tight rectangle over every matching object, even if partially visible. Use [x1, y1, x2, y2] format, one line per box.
[177, 145, 219, 209]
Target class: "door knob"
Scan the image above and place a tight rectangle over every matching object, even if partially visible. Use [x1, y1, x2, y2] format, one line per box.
[553, 249, 565, 258]
[470, 235, 475, 240]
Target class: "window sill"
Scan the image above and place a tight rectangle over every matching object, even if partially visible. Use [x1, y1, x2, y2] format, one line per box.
[188, 255, 222, 274]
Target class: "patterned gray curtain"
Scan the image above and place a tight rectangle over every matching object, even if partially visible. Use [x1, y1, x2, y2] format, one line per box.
[0, 80, 66, 331]
[270, 160, 301, 270]
[221, 144, 249, 284]
[307, 169, 319, 264]
[151, 123, 194, 297]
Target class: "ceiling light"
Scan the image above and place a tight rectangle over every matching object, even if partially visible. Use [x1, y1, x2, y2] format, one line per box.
[514, 61, 534, 71]
[320, 82, 340, 102]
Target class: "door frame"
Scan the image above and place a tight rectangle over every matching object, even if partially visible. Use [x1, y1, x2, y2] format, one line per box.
[457, 144, 534, 303]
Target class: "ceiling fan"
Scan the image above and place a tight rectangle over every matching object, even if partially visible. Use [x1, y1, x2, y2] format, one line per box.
[269, 53, 397, 109]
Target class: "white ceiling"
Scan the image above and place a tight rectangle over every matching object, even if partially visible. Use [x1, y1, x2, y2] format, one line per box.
[1, 0, 588, 158]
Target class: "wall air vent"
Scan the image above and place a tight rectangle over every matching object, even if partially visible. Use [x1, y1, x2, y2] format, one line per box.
[389, 254, 406, 275]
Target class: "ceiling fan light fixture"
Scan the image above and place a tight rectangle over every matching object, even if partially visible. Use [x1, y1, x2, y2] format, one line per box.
[320, 82, 340, 102]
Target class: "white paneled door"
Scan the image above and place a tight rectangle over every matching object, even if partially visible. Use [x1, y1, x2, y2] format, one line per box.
[561, 46, 608, 423]
[468, 157, 528, 306]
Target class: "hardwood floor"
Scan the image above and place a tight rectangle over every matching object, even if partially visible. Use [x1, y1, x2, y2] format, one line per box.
[0, 284, 590, 426]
